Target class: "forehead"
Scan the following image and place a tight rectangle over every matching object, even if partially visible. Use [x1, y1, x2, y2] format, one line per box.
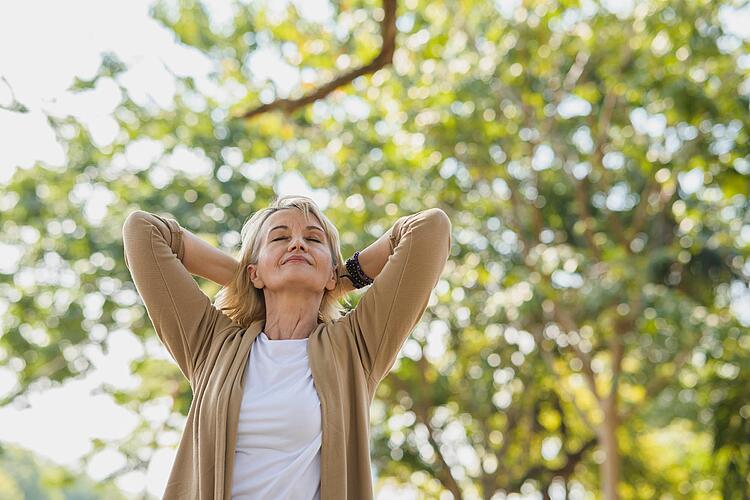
[264, 209, 324, 233]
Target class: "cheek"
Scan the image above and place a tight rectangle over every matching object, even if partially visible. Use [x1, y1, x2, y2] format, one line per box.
[261, 246, 281, 263]
[316, 248, 334, 266]
[255, 251, 278, 275]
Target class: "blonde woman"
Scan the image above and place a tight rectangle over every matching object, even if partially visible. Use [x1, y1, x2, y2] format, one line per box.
[121, 194, 451, 499]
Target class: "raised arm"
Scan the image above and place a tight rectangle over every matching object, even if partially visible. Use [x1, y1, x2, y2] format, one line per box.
[181, 229, 239, 287]
[122, 210, 235, 385]
[342, 208, 452, 390]
[337, 221, 395, 295]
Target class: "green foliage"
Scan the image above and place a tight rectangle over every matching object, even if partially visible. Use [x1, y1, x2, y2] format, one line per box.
[1, 0, 748, 497]
[0, 444, 129, 499]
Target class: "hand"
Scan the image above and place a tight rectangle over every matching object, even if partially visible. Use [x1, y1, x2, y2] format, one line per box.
[338, 273, 357, 295]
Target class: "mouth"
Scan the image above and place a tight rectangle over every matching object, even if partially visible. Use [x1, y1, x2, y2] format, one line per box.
[284, 256, 310, 265]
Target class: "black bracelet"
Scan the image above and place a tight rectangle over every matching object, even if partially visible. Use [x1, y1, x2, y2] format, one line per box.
[344, 251, 374, 289]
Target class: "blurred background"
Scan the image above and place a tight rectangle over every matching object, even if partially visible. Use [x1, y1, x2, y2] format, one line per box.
[1, 0, 749, 498]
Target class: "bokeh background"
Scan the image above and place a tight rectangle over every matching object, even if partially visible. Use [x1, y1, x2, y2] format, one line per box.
[1, 0, 749, 498]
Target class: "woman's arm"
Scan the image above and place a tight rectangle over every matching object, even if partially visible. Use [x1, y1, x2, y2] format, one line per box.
[122, 210, 235, 385]
[339, 227, 394, 294]
[181, 221, 393, 292]
[182, 229, 239, 287]
[342, 208, 452, 389]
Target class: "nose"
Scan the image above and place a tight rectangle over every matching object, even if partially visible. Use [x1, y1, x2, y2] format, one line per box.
[287, 234, 308, 251]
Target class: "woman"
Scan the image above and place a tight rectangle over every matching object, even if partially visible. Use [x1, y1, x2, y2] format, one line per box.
[121, 194, 451, 499]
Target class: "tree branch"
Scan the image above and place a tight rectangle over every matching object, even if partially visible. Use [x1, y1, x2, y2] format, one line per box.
[389, 364, 463, 498]
[574, 176, 602, 260]
[507, 437, 597, 493]
[413, 404, 464, 499]
[0, 354, 68, 408]
[586, 48, 635, 248]
[588, 94, 627, 246]
[606, 291, 644, 403]
[626, 176, 658, 244]
[234, 0, 398, 121]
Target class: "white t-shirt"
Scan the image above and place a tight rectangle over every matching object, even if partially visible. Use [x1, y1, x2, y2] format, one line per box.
[230, 331, 322, 499]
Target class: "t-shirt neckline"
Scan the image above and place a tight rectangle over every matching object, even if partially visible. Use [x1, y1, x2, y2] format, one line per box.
[259, 331, 309, 342]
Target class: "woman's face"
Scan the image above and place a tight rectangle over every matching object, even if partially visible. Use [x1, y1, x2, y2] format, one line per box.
[247, 208, 337, 294]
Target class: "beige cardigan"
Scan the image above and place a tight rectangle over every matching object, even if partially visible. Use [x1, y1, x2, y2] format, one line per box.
[122, 207, 451, 499]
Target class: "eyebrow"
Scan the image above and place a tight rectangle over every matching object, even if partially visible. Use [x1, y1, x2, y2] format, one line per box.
[269, 225, 325, 235]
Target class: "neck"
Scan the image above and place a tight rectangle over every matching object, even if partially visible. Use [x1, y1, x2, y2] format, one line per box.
[262, 288, 322, 340]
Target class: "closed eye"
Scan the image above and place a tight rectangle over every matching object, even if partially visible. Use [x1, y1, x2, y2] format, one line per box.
[273, 237, 321, 242]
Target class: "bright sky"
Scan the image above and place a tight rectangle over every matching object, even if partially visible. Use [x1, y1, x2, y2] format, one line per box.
[0, 0, 749, 498]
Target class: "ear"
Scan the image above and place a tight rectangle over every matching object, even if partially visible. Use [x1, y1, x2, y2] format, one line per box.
[324, 266, 337, 292]
[247, 264, 264, 290]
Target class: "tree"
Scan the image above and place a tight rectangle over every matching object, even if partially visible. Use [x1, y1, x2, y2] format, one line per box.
[1, 0, 748, 497]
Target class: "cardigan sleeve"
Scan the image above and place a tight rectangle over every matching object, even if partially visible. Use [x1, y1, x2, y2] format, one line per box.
[122, 210, 233, 385]
[344, 208, 451, 389]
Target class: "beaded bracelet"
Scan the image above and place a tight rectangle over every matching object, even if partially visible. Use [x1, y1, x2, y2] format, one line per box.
[344, 251, 374, 289]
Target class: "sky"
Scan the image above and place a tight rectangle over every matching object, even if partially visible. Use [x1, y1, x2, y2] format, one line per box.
[0, 0, 749, 498]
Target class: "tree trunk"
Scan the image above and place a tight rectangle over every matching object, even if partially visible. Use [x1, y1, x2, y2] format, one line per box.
[599, 395, 620, 500]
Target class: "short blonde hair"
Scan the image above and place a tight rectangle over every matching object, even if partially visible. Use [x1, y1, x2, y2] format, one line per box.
[215, 195, 350, 328]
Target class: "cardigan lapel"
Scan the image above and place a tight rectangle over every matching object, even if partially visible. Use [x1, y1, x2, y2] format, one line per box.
[218, 319, 344, 499]
[220, 318, 265, 499]
[308, 322, 346, 499]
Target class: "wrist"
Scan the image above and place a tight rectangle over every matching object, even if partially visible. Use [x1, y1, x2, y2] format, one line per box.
[345, 251, 374, 289]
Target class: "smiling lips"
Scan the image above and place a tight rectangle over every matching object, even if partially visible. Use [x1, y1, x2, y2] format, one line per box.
[284, 256, 310, 265]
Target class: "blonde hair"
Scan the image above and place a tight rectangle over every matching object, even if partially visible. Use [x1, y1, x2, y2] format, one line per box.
[214, 195, 351, 328]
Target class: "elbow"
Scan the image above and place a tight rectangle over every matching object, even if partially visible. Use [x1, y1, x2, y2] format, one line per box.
[123, 210, 183, 261]
[425, 208, 451, 230]
[427, 207, 452, 238]
[122, 211, 149, 271]
[393, 208, 453, 259]
[122, 210, 162, 242]
[421, 208, 452, 256]
[124, 209, 149, 227]
[123, 210, 148, 236]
